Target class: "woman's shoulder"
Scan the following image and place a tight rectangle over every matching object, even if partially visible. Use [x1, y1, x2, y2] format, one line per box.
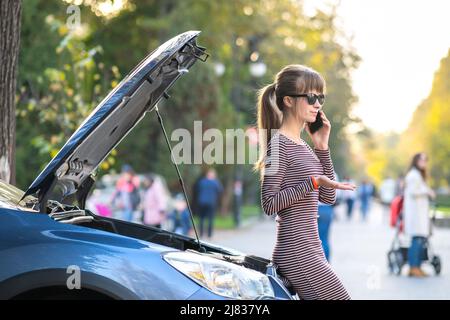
[405, 168, 422, 181]
[264, 134, 292, 170]
[267, 132, 290, 152]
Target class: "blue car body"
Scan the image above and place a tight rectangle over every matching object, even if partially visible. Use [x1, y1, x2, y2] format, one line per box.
[0, 207, 203, 299]
[0, 31, 294, 300]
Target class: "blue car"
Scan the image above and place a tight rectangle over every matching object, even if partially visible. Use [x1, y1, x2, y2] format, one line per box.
[0, 31, 294, 300]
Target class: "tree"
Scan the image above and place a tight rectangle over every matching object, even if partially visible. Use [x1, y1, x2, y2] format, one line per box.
[16, 0, 361, 213]
[0, 1, 22, 184]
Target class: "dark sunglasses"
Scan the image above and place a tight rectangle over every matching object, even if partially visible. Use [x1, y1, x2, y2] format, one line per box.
[286, 93, 325, 106]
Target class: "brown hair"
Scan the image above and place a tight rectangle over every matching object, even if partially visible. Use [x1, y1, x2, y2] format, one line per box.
[254, 65, 326, 177]
[410, 152, 427, 180]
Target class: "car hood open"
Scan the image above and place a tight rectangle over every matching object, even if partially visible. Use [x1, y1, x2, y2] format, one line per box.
[23, 31, 208, 211]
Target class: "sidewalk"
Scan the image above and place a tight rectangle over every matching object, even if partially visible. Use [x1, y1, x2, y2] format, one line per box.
[207, 201, 450, 299]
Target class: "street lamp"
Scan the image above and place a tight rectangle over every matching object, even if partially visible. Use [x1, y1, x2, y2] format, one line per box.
[249, 61, 267, 78]
[213, 62, 225, 77]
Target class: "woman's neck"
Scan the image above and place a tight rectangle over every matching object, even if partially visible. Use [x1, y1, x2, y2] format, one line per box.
[279, 115, 305, 141]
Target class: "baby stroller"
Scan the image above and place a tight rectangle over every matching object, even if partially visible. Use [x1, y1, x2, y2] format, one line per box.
[387, 195, 442, 275]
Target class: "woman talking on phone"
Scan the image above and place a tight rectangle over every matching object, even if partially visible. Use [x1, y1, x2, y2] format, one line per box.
[255, 65, 356, 300]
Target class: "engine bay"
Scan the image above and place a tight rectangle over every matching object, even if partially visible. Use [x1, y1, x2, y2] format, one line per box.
[22, 197, 271, 275]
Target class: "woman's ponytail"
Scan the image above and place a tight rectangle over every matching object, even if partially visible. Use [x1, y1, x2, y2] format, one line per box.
[254, 83, 282, 176]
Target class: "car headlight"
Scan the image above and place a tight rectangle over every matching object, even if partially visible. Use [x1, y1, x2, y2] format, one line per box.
[163, 251, 274, 299]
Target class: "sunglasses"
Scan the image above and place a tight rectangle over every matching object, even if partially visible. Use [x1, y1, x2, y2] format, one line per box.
[287, 93, 325, 106]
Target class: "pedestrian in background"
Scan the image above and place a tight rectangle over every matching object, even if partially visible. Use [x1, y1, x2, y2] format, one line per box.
[342, 176, 357, 221]
[169, 193, 193, 236]
[142, 175, 168, 228]
[404, 152, 436, 277]
[318, 171, 341, 261]
[380, 177, 397, 206]
[358, 178, 374, 221]
[110, 164, 140, 222]
[395, 174, 405, 196]
[317, 201, 334, 262]
[194, 168, 223, 239]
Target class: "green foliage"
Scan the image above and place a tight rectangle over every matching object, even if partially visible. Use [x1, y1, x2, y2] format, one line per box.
[16, 0, 361, 207]
[16, 6, 120, 188]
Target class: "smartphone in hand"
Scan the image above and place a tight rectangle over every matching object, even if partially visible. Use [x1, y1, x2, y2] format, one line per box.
[308, 112, 323, 134]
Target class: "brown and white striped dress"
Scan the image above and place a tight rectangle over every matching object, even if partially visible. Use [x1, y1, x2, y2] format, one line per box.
[261, 132, 350, 300]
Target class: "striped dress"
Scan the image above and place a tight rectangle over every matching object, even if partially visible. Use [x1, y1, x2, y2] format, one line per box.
[261, 132, 350, 300]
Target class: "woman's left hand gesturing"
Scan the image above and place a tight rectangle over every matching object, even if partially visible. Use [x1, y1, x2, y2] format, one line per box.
[305, 110, 331, 150]
[316, 175, 356, 191]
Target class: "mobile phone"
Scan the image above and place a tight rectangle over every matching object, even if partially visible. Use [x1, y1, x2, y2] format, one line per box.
[308, 111, 323, 134]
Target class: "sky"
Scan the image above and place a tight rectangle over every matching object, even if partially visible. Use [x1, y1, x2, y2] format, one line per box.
[303, 0, 450, 133]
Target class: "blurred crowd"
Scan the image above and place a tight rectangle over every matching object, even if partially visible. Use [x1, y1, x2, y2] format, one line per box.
[88, 152, 441, 278]
[87, 165, 223, 239]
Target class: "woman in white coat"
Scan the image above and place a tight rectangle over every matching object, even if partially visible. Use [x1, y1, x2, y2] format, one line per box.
[404, 153, 436, 277]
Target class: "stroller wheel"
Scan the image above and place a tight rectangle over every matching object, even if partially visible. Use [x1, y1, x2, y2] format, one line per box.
[431, 255, 442, 275]
[388, 250, 404, 275]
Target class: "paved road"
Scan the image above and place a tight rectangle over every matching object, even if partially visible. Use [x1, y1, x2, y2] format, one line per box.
[208, 201, 450, 299]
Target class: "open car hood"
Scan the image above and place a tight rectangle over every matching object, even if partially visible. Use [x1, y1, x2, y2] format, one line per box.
[23, 31, 208, 211]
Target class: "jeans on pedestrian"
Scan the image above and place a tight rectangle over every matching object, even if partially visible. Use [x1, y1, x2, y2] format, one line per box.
[122, 208, 133, 222]
[318, 205, 334, 262]
[346, 198, 354, 220]
[199, 204, 215, 238]
[360, 198, 370, 220]
[408, 236, 426, 268]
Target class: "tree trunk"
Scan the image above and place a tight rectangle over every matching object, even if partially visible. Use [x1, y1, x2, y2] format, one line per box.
[0, 1, 21, 184]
